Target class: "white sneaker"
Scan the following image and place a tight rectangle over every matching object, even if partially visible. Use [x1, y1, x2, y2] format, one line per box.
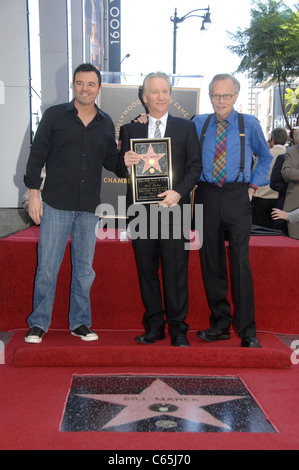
[71, 325, 98, 341]
[25, 326, 44, 343]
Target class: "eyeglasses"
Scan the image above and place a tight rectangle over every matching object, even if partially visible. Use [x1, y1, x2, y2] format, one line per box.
[210, 93, 237, 101]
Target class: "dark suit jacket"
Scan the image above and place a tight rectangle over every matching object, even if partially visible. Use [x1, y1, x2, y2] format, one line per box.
[270, 154, 288, 234]
[118, 114, 202, 207]
[282, 144, 299, 212]
[270, 154, 288, 207]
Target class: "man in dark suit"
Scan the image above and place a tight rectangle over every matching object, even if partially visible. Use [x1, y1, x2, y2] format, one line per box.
[119, 72, 201, 347]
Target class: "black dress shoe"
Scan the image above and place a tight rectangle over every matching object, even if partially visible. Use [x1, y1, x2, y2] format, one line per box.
[135, 330, 166, 344]
[171, 335, 190, 347]
[197, 327, 230, 342]
[241, 336, 261, 348]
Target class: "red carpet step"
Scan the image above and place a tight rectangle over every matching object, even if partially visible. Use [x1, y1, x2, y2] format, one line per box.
[1, 227, 299, 334]
[10, 330, 292, 369]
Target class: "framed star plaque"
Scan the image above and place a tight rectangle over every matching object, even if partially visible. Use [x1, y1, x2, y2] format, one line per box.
[130, 138, 172, 204]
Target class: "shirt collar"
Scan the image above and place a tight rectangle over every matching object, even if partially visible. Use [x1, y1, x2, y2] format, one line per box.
[273, 144, 286, 150]
[149, 112, 168, 127]
[66, 99, 106, 119]
[65, 100, 76, 112]
[213, 108, 236, 125]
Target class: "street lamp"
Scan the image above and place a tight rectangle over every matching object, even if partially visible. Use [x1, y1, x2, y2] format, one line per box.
[170, 7, 212, 74]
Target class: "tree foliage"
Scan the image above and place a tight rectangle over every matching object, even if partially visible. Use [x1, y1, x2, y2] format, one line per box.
[227, 0, 299, 128]
[285, 85, 299, 115]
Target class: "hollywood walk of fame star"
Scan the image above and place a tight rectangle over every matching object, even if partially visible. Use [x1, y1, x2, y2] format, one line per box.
[75, 378, 246, 430]
[139, 144, 166, 174]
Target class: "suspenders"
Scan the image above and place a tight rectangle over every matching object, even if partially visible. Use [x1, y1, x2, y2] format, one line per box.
[199, 112, 246, 183]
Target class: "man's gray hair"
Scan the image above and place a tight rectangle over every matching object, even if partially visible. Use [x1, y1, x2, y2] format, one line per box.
[142, 72, 172, 95]
[209, 74, 241, 94]
[271, 127, 288, 145]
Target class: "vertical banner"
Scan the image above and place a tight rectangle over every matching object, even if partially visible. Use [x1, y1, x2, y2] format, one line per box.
[108, 0, 121, 71]
[273, 85, 299, 129]
[84, 0, 102, 69]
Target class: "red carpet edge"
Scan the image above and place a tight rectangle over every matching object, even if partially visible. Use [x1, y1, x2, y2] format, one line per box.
[11, 344, 291, 369]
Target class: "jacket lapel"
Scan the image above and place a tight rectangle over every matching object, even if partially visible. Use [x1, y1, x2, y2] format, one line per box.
[165, 114, 175, 137]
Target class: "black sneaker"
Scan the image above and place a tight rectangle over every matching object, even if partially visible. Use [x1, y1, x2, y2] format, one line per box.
[71, 325, 98, 342]
[25, 326, 44, 344]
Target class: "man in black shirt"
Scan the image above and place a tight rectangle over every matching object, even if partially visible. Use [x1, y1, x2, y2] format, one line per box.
[24, 63, 119, 343]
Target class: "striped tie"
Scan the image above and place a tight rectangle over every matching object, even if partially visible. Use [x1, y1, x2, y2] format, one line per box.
[213, 120, 227, 187]
[154, 120, 162, 138]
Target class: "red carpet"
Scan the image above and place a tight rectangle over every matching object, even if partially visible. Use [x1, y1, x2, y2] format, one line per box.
[1, 227, 299, 333]
[1, 228, 299, 449]
[10, 330, 291, 369]
[1, 330, 299, 450]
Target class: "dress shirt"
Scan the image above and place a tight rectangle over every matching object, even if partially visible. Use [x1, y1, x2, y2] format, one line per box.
[192, 109, 273, 188]
[148, 113, 168, 138]
[24, 100, 119, 213]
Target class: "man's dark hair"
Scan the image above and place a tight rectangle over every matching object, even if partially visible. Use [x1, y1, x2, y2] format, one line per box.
[73, 63, 102, 86]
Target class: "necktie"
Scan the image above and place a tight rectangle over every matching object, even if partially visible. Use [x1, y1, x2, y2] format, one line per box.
[213, 120, 227, 187]
[154, 120, 162, 138]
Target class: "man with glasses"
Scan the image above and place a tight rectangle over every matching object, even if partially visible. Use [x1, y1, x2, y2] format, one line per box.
[193, 74, 272, 348]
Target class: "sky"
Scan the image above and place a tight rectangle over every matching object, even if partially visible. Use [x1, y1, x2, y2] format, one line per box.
[120, 0, 297, 114]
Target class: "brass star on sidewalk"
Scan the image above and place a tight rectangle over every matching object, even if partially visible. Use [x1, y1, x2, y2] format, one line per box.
[76, 378, 246, 430]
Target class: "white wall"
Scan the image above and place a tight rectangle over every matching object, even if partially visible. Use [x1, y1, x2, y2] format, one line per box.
[0, 0, 30, 207]
[39, 0, 69, 110]
[0, 0, 84, 208]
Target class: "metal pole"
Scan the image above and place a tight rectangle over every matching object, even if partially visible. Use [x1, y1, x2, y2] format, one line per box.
[171, 7, 211, 75]
[172, 8, 177, 75]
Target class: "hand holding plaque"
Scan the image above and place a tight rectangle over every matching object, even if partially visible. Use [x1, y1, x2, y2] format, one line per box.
[130, 138, 172, 204]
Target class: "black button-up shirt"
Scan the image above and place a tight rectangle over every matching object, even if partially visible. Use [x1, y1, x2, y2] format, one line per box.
[24, 100, 119, 213]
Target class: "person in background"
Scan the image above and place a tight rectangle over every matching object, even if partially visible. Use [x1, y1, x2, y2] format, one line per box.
[288, 128, 295, 147]
[270, 147, 290, 235]
[192, 74, 272, 348]
[24, 63, 120, 343]
[252, 127, 288, 228]
[272, 207, 299, 233]
[281, 129, 299, 240]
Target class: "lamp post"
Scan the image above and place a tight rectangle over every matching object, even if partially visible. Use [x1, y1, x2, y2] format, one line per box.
[170, 7, 212, 75]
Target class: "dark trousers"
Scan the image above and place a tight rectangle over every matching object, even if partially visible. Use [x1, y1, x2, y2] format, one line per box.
[196, 183, 256, 338]
[132, 222, 190, 338]
[252, 196, 278, 228]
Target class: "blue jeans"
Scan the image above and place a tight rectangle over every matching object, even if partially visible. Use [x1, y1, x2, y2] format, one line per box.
[27, 203, 98, 332]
